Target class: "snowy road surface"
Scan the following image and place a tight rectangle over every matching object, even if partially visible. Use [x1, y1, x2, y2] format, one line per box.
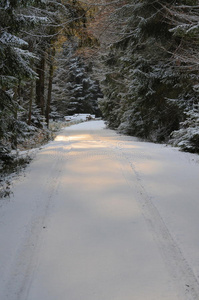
[1, 120, 199, 300]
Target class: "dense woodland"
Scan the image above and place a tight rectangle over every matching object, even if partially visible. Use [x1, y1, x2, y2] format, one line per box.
[0, 0, 199, 168]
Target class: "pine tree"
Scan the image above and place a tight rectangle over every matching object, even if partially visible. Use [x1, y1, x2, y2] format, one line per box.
[0, 0, 46, 159]
[99, 0, 198, 145]
[52, 42, 102, 117]
[165, 1, 199, 152]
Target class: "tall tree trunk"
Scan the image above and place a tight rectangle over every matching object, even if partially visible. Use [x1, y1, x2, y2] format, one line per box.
[12, 85, 19, 149]
[36, 53, 45, 115]
[45, 48, 55, 128]
[28, 80, 34, 125]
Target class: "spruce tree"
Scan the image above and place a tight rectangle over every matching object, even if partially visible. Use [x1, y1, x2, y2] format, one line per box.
[99, 0, 198, 145]
[52, 43, 102, 117]
[0, 0, 45, 159]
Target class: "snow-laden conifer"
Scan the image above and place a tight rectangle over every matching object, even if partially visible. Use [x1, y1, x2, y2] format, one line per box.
[98, 0, 199, 151]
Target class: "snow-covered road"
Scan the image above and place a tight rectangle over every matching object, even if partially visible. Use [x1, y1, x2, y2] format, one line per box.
[1, 120, 199, 300]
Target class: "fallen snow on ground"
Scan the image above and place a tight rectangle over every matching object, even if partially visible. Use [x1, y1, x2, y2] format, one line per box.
[0, 120, 199, 300]
[64, 113, 96, 122]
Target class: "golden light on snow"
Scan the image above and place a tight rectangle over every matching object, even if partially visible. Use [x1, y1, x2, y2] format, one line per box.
[55, 134, 92, 142]
[68, 134, 91, 141]
[54, 135, 69, 142]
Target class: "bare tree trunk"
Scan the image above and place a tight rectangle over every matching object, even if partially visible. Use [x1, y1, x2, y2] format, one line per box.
[28, 80, 34, 125]
[45, 48, 55, 128]
[12, 85, 19, 149]
[36, 53, 45, 115]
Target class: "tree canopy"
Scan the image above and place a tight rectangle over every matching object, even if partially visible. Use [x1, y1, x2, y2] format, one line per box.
[97, 0, 199, 152]
[0, 0, 199, 163]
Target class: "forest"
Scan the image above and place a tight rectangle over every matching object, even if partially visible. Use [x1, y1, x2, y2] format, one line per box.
[0, 0, 199, 169]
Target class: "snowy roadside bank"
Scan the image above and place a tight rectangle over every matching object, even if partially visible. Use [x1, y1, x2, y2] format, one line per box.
[0, 117, 93, 198]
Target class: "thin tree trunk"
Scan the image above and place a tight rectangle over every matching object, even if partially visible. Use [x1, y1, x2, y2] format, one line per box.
[12, 85, 19, 149]
[36, 53, 45, 115]
[28, 80, 34, 125]
[45, 48, 55, 128]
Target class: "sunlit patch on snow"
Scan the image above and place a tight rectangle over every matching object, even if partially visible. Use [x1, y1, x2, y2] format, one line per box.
[54, 135, 69, 142]
[68, 134, 91, 141]
[71, 142, 106, 149]
[54, 134, 92, 142]
[58, 154, 141, 220]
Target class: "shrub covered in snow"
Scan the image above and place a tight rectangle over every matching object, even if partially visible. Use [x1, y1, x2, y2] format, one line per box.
[170, 108, 199, 153]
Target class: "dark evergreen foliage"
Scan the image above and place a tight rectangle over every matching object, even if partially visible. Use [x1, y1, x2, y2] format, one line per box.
[0, 0, 198, 162]
[0, 0, 43, 161]
[0, 0, 90, 163]
[52, 43, 102, 117]
[99, 0, 199, 150]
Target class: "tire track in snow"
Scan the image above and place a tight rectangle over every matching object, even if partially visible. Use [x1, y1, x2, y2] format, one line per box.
[3, 127, 199, 300]
[2, 140, 72, 300]
[96, 136, 199, 300]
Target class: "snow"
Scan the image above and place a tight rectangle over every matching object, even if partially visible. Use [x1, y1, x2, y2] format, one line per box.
[14, 48, 38, 60]
[0, 120, 199, 300]
[17, 15, 49, 24]
[64, 114, 96, 122]
[0, 32, 28, 47]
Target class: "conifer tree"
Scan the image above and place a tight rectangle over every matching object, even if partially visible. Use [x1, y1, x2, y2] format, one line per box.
[52, 42, 102, 117]
[99, 0, 199, 146]
[165, 1, 199, 152]
[0, 0, 46, 158]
